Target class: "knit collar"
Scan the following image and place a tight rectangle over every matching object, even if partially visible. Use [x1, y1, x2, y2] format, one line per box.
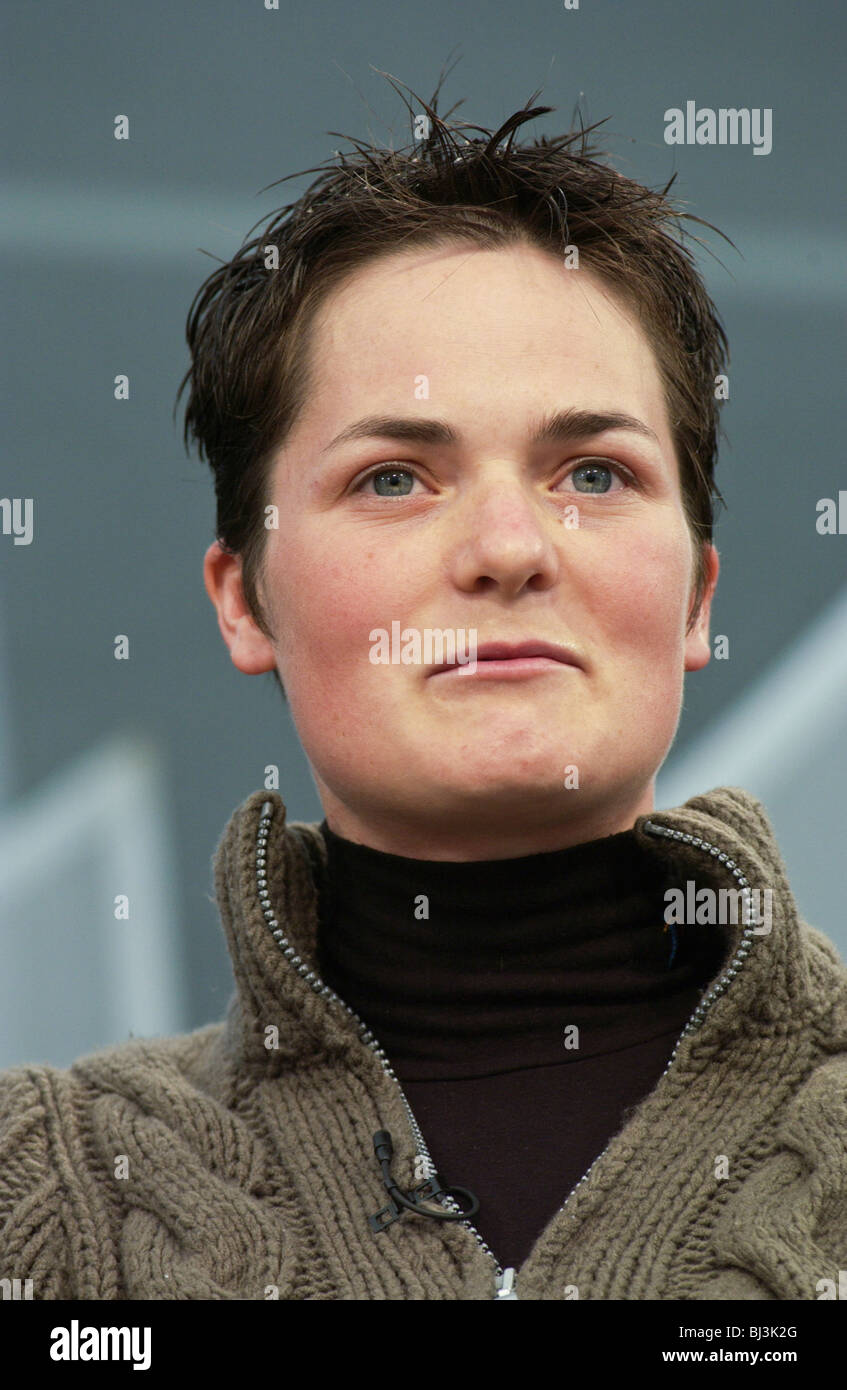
[212, 785, 818, 1077]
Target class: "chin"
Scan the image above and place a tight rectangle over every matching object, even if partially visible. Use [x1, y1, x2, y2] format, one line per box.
[423, 759, 576, 806]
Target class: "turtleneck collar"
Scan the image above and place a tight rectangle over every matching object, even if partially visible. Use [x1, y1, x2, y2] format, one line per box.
[208, 785, 817, 1080]
[315, 821, 728, 1079]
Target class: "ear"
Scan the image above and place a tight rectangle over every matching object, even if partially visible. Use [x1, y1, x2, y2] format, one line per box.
[203, 541, 278, 675]
[684, 543, 720, 672]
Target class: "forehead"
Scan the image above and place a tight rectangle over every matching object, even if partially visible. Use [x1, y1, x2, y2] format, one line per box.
[313, 241, 651, 352]
[296, 241, 673, 453]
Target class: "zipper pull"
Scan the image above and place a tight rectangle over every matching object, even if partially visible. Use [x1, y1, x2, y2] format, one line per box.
[494, 1267, 518, 1299]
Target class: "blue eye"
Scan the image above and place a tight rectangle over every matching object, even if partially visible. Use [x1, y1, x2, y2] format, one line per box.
[569, 461, 616, 493]
[359, 467, 418, 496]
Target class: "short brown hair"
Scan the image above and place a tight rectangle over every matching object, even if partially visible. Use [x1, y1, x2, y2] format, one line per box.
[177, 73, 730, 698]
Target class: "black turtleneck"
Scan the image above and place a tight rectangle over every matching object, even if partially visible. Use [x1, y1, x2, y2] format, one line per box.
[315, 820, 727, 1272]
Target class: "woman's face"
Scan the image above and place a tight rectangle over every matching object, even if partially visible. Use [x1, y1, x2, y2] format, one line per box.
[207, 241, 718, 858]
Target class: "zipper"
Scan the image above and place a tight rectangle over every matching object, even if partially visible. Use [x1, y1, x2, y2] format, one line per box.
[254, 803, 761, 1300]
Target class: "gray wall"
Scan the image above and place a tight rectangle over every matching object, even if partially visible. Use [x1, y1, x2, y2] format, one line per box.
[2, 0, 845, 1066]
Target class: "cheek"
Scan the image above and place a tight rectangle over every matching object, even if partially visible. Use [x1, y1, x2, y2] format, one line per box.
[271, 530, 407, 685]
[576, 523, 692, 659]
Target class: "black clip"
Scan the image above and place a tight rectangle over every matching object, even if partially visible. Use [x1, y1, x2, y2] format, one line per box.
[368, 1130, 480, 1233]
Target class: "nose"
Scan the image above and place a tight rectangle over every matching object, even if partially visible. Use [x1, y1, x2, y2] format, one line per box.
[448, 466, 560, 598]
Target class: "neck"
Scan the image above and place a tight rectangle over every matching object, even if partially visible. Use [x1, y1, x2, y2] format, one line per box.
[314, 778, 656, 861]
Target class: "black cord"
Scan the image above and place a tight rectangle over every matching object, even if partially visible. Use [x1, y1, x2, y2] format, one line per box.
[368, 1130, 480, 1233]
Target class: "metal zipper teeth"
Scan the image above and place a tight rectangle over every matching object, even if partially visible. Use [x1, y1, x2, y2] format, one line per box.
[550, 819, 764, 1228]
[253, 804, 761, 1294]
[253, 802, 504, 1275]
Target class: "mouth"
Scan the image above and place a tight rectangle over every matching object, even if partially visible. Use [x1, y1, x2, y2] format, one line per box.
[428, 640, 583, 679]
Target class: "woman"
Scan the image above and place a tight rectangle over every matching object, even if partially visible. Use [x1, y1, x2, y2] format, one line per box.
[2, 82, 845, 1301]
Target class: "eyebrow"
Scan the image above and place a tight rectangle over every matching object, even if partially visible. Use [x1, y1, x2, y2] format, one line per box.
[321, 408, 661, 455]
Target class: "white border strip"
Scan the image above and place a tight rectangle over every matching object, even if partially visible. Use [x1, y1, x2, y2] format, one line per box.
[0, 733, 184, 1043]
[1, 182, 844, 302]
[658, 583, 847, 807]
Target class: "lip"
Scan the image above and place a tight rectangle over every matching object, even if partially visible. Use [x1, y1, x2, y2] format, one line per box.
[428, 640, 584, 678]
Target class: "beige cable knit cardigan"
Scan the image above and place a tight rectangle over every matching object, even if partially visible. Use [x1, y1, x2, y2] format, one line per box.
[1, 785, 846, 1300]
